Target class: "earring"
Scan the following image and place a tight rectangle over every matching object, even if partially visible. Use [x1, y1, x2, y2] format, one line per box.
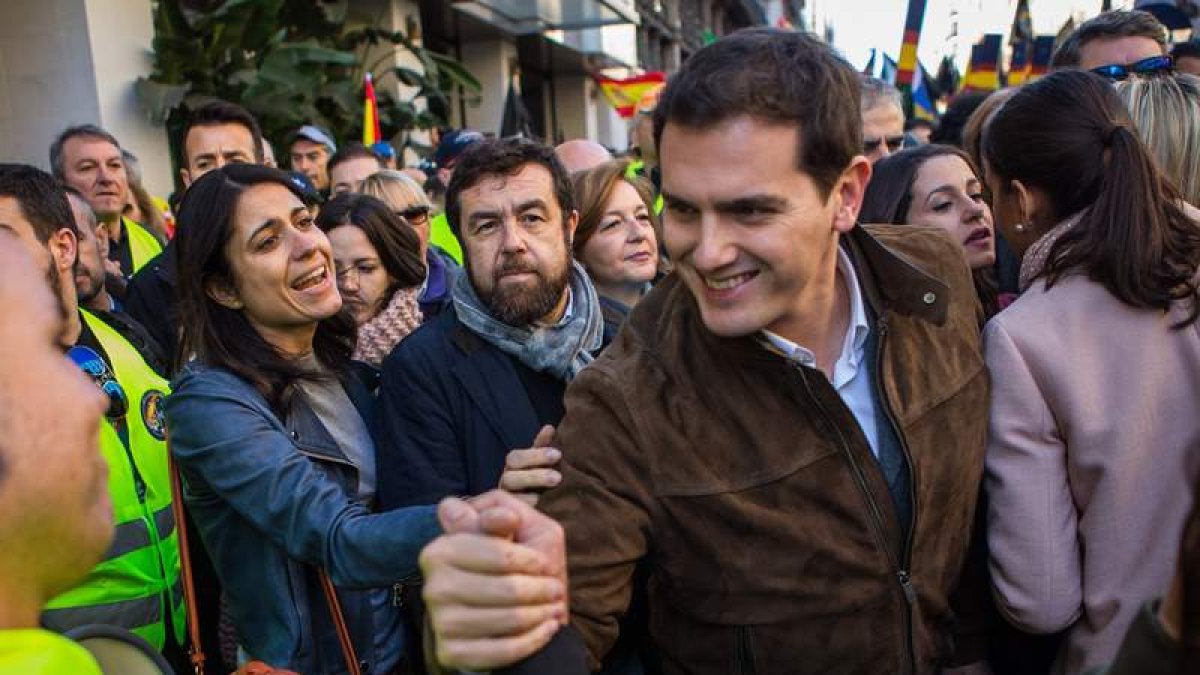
[1013, 222, 1026, 233]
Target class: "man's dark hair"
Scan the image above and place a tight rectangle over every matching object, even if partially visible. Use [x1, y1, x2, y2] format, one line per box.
[930, 92, 989, 148]
[444, 137, 575, 239]
[48, 124, 122, 181]
[652, 27, 861, 199]
[1051, 10, 1167, 69]
[183, 100, 265, 165]
[1171, 40, 1200, 62]
[327, 143, 384, 176]
[0, 163, 77, 242]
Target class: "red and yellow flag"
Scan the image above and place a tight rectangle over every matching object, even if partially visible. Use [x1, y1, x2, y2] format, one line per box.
[596, 72, 666, 119]
[363, 73, 382, 145]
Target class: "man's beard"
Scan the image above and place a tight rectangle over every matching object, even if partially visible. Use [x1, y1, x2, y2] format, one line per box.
[471, 253, 572, 327]
[73, 261, 103, 304]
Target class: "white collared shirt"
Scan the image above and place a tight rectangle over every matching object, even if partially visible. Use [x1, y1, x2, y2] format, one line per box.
[763, 248, 880, 457]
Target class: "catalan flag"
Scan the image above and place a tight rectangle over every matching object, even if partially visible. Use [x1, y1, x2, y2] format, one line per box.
[895, 0, 928, 92]
[1007, 0, 1035, 86]
[363, 73, 381, 146]
[596, 72, 666, 119]
[962, 34, 1003, 92]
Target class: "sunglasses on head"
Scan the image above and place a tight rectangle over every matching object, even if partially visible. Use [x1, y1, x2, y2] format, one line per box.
[1090, 54, 1174, 81]
[864, 135, 905, 154]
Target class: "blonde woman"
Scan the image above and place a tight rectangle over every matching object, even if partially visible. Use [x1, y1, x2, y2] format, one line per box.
[1117, 73, 1200, 206]
[361, 169, 458, 317]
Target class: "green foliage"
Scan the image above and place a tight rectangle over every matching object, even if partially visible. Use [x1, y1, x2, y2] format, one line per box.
[137, 0, 480, 181]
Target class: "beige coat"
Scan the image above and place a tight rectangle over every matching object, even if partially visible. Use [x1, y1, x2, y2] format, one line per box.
[984, 270, 1200, 674]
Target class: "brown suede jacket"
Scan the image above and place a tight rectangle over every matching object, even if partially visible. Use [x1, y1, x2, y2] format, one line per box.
[540, 224, 989, 674]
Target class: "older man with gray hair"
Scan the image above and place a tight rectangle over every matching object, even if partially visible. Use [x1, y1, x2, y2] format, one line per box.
[860, 76, 905, 163]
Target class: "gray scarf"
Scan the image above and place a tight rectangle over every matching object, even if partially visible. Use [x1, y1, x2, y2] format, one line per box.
[452, 260, 604, 381]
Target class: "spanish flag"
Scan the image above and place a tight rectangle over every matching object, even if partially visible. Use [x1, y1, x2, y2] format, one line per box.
[363, 72, 382, 145]
[596, 72, 666, 119]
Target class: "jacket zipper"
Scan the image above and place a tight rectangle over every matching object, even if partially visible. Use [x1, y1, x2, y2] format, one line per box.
[874, 317, 918, 675]
[790, 324, 916, 675]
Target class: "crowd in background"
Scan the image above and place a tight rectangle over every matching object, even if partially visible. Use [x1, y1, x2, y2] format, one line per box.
[3, 7, 1200, 675]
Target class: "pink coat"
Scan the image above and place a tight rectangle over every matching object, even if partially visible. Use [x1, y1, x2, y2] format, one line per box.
[984, 272, 1200, 674]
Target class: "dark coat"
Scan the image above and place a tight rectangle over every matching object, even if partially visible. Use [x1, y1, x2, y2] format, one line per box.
[375, 307, 544, 509]
[125, 245, 177, 365]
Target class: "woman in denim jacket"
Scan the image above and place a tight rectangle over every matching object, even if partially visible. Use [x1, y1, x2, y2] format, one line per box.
[164, 165, 442, 674]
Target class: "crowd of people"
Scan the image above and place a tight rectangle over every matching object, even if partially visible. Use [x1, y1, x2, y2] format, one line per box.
[2, 7, 1200, 675]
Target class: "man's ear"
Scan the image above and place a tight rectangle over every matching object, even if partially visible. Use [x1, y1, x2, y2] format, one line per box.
[831, 156, 873, 234]
[205, 277, 243, 310]
[47, 228, 78, 274]
[180, 168, 193, 189]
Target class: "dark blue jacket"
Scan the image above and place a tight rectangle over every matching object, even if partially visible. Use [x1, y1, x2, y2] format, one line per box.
[376, 307, 543, 509]
[166, 363, 441, 674]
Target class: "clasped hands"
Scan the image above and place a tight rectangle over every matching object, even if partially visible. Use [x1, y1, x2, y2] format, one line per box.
[419, 425, 569, 670]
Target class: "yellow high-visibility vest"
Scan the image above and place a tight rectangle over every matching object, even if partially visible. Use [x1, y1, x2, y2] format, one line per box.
[43, 310, 184, 650]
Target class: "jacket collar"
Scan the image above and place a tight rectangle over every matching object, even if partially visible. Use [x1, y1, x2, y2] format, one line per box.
[841, 225, 949, 324]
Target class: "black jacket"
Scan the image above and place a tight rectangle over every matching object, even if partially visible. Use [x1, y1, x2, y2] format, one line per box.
[125, 245, 177, 366]
[375, 307, 550, 510]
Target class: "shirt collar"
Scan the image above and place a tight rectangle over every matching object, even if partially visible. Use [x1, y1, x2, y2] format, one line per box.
[762, 247, 870, 374]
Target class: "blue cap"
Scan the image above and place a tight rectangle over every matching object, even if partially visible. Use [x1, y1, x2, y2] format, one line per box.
[370, 141, 396, 160]
[291, 125, 337, 153]
[434, 129, 484, 168]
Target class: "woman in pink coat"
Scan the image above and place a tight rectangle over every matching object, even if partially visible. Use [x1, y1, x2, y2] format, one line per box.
[981, 69, 1200, 674]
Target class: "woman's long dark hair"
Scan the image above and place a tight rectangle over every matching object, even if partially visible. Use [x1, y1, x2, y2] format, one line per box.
[315, 192, 425, 304]
[174, 164, 356, 412]
[859, 144, 1000, 318]
[984, 69, 1200, 326]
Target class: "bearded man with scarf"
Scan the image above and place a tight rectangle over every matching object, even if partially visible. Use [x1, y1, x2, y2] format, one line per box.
[376, 137, 604, 508]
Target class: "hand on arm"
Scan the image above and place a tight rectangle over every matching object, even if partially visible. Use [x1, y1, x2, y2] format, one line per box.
[499, 425, 562, 506]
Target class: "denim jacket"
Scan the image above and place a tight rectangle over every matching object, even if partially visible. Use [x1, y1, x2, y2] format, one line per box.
[165, 362, 441, 674]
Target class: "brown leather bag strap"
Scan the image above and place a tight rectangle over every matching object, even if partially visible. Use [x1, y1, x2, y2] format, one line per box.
[167, 438, 207, 675]
[319, 569, 363, 675]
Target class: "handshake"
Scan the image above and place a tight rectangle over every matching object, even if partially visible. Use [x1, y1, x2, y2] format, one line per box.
[419, 425, 571, 671]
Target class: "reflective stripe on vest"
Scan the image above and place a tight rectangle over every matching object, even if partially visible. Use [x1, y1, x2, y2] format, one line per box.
[123, 216, 163, 275]
[43, 310, 184, 649]
[429, 212, 463, 264]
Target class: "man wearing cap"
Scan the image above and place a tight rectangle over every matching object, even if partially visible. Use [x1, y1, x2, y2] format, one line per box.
[425, 129, 484, 264]
[289, 124, 337, 194]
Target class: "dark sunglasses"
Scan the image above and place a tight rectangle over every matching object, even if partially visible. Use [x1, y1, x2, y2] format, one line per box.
[1090, 54, 1174, 81]
[396, 205, 431, 223]
[864, 135, 905, 154]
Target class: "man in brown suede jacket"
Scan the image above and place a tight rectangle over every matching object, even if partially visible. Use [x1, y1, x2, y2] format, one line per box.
[418, 27, 989, 675]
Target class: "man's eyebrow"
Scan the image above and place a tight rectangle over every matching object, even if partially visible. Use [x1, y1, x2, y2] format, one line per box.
[660, 191, 696, 208]
[467, 209, 503, 223]
[712, 194, 788, 212]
